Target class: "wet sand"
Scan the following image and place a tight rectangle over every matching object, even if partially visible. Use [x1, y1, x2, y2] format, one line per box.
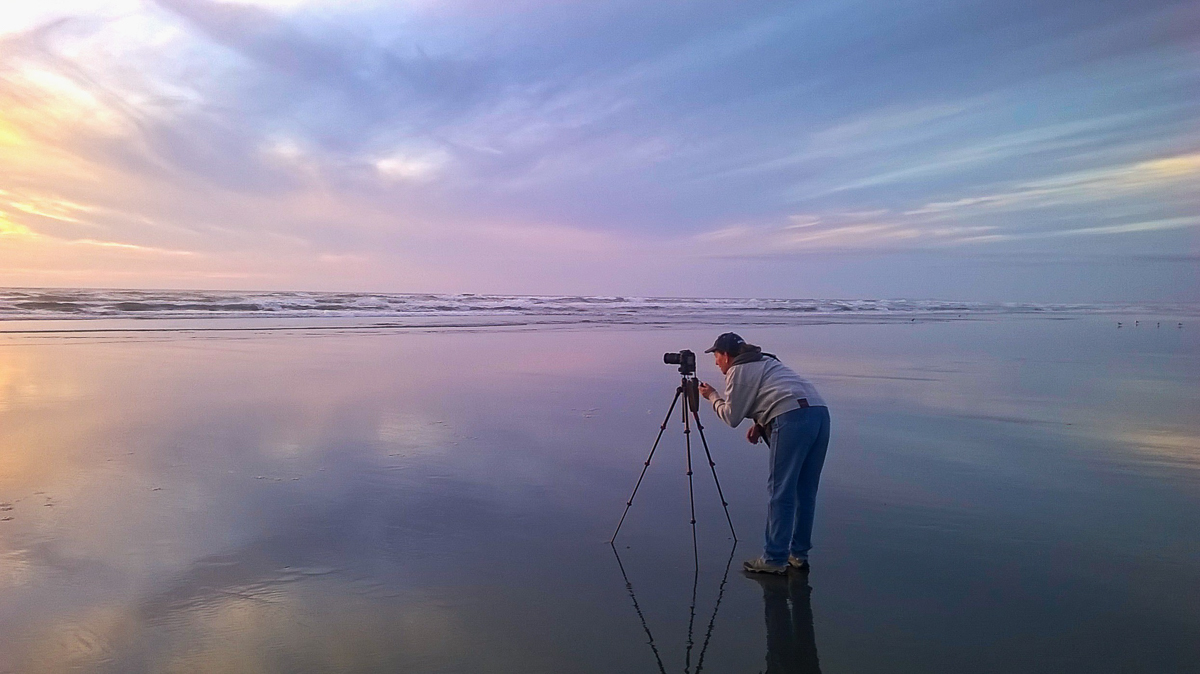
[0, 316, 1197, 673]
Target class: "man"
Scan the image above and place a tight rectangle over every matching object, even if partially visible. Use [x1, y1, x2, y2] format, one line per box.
[698, 332, 830, 575]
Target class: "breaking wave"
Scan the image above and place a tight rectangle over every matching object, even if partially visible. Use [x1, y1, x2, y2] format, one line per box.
[0, 288, 1193, 330]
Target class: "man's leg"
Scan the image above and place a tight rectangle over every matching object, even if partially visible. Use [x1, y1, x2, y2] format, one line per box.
[789, 407, 830, 562]
[764, 410, 821, 565]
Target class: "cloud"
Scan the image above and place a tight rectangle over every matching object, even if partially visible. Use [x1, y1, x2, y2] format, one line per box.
[0, 213, 35, 237]
[694, 155, 1200, 255]
[907, 153, 1200, 216]
[374, 148, 450, 181]
[971, 215, 1200, 243]
[694, 211, 996, 255]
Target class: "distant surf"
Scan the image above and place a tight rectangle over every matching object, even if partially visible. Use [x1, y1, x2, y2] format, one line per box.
[0, 288, 1193, 333]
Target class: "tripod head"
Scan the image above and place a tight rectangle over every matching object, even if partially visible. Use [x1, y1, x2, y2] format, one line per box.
[681, 375, 700, 413]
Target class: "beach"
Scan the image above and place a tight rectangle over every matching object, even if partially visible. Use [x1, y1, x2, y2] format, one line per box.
[0, 299, 1197, 673]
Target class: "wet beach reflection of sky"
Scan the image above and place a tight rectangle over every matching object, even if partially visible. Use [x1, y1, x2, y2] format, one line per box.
[0, 317, 1197, 673]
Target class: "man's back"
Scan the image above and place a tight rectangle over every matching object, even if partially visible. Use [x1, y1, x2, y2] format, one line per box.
[712, 355, 826, 428]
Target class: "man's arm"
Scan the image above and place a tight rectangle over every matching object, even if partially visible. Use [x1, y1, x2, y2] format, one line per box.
[702, 366, 755, 427]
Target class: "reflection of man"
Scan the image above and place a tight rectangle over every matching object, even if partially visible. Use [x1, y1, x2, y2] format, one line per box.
[698, 332, 831, 575]
[747, 572, 823, 674]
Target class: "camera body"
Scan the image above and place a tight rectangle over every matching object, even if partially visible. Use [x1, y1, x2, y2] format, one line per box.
[663, 349, 697, 375]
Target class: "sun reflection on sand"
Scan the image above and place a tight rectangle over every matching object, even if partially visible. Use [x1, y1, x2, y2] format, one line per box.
[15, 582, 467, 673]
[1116, 430, 1200, 470]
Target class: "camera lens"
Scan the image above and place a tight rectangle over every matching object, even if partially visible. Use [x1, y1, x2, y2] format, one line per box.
[664, 352, 681, 365]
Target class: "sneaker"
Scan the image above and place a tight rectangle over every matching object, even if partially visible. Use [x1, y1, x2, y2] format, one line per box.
[743, 557, 789, 575]
[788, 555, 810, 571]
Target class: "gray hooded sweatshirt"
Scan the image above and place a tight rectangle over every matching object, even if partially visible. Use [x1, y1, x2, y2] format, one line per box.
[703, 347, 826, 428]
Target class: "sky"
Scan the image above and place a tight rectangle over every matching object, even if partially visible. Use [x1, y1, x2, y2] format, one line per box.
[0, 0, 1196, 301]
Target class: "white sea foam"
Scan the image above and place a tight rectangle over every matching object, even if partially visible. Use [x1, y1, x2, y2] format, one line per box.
[0, 288, 1193, 330]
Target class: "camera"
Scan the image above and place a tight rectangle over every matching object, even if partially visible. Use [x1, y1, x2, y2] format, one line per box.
[663, 349, 696, 375]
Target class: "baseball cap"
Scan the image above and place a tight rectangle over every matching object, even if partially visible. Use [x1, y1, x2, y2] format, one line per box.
[704, 332, 746, 353]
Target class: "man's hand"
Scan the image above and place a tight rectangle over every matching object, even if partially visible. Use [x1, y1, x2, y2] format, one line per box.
[698, 382, 716, 400]
[746, 423, 765, 445]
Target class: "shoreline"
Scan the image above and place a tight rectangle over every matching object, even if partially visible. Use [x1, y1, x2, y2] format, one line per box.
[0, 309, 1193, 338]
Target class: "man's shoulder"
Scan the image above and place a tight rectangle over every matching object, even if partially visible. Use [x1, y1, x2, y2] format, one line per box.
[727, 359, 765, 377]
[759, 357, 799, 378]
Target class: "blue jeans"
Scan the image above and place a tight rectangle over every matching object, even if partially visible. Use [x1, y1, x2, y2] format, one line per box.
[763, 406, 830, 565]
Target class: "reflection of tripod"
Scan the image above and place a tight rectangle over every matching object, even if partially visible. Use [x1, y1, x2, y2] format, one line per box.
[610, 542, 737, 674]
[611, 370, 738, 544]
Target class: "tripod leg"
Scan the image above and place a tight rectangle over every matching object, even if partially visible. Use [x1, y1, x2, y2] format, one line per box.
[694, 541, 737, 673]
[691, 409, 738, 542]
[683, 397, 699, 553]
[610, 544, 669, 674]
[611, 387, 683, 543]
[684, 542, 699, 673]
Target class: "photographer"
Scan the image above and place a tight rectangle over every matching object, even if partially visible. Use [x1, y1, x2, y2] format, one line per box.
[698, 333, 830, 575]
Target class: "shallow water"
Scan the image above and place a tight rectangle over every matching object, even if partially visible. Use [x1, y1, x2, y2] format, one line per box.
[0, 316, 1197, 673]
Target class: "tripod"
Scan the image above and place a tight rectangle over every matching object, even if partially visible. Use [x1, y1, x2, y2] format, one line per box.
[611, 371, 738, 544]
